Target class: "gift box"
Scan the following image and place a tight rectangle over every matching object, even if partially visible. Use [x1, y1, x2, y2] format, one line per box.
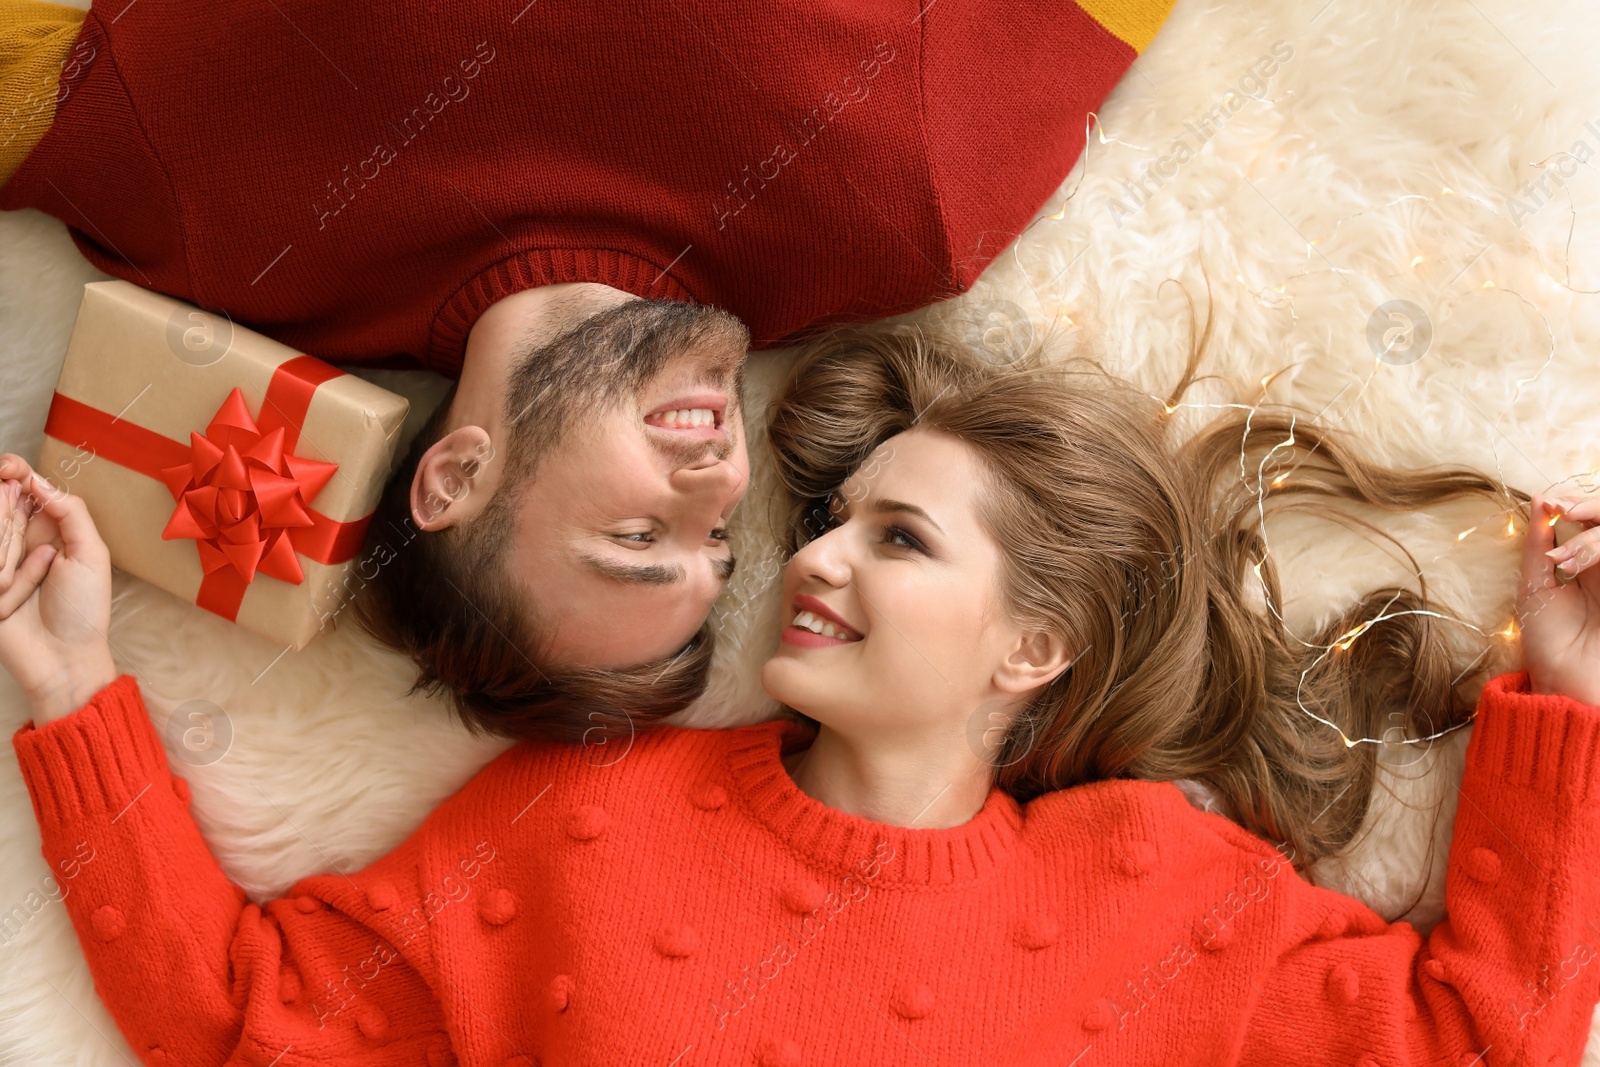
[36, 281, 410, 649]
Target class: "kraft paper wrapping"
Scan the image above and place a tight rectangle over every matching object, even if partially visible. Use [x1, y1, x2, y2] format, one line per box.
[37, 281, 411, 649]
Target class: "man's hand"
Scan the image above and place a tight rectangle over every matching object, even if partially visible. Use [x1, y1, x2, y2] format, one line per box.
[1519, 492, 1600, 707]
[0, 454, 116, 724]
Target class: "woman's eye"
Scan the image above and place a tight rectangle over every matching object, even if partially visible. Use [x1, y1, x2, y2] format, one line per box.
[883, 525, 924, 551]
[708, 527, 730, 542]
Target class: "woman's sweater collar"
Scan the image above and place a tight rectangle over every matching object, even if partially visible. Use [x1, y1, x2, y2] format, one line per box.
[723, 718, 1024, 889]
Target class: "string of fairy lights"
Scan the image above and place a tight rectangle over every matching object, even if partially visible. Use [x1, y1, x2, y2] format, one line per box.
[995, 108, 1594, 750]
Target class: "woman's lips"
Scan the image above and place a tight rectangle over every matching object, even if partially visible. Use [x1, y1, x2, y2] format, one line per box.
[782, 594, 864, 647]
[792, 594, 862, 637]
[780, 625, 858, 648]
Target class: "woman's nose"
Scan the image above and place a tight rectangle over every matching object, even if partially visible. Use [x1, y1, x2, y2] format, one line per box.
[789, 522, 851, 588]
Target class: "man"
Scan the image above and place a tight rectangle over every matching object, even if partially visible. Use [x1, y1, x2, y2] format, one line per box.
[0, 0, 1176, 735]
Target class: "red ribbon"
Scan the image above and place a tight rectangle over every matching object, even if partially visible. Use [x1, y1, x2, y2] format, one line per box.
[43, 355, 373, 622]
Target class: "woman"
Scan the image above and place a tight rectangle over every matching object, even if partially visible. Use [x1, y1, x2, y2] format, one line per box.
[3, 324, 1600, 1066]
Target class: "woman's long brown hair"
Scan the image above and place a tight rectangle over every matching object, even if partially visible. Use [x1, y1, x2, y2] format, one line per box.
[766, 290, 1525, 875]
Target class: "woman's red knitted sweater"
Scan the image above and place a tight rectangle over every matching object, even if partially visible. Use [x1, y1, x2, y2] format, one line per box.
[12, 669, 1600, 1066]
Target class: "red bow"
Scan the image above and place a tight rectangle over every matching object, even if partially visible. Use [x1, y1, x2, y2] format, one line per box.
[157, 388, 339, 587]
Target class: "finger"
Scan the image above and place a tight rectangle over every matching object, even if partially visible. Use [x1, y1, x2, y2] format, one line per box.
[1522, 495, 1564, 596]
[24, 472, 105, 561]
[1547, 523, 1600, 572]
[1549, 493, 1600, 524]
[2, 480, 33, 583]
[0, 456, 43, 522]
[0, 454, 37, 482]
[0, 481, 22, 582]
[0, 543, 56, 620]
[1548, 483, 1600, 518]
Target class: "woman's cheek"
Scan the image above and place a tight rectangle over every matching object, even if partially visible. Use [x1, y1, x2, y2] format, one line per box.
[876, 603, 941, 694]
[899, 585, 958, 669]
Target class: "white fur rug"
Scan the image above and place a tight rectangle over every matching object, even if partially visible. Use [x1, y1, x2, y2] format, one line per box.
[5, 0, 1600, 1061]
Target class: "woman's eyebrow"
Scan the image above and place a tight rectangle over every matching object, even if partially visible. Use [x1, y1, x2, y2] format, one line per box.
[871, 498, 944, 534]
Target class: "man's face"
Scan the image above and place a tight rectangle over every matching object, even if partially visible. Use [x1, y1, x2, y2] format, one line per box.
[499, 299, 751, 668]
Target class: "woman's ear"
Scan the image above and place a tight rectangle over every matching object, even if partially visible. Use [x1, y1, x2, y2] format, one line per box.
[410, 424, 497, 531]
[993, 630, 1074, 696]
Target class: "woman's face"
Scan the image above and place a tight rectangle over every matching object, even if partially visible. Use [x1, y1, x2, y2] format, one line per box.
[761, 428, 1047, 739]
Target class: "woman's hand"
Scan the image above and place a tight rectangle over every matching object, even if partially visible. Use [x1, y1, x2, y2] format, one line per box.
[0, 454, 116, 724]
[1519, 491, 1600, 707]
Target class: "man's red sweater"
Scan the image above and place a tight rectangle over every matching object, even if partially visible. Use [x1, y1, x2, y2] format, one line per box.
[11, 669, 1600, 1065]
[0, 0, 1174, 378]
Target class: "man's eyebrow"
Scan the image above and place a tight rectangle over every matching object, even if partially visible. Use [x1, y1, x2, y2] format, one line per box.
[871, 498, 944, 534]
[580, 554, 686, 585]
[713, 554, 737, 582]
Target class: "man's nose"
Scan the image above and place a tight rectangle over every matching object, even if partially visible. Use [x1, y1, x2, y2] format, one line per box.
[671, 459, 746, 514]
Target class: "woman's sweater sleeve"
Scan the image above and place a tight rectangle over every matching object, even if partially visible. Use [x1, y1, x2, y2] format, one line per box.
[0, 0, 86, 187]
[10, 674, 460, 1067]
[1237, 669, 1600, 1066]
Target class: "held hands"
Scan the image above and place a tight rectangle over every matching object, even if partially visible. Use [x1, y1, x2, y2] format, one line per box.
[1519, 492, 1600, 707]
[0, 454, 116, 724]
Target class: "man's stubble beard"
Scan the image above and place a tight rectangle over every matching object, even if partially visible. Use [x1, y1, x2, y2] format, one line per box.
[499, 297, 750, 484]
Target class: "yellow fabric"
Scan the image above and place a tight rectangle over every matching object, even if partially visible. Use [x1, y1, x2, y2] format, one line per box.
[1076, 0, 1177, 54]
[0, 0, 85, 187]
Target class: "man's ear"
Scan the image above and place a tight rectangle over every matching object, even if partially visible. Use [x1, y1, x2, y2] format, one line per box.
[993, 629, 1074, 696]
[410, 425, 497, 531]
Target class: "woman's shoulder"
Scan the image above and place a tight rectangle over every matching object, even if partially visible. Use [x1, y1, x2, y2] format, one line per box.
[1020, 775, 1291, 872]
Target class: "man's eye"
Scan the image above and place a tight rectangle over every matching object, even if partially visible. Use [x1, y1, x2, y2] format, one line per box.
[708, 527, 730, 542]
[617, 532, 655, 543]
